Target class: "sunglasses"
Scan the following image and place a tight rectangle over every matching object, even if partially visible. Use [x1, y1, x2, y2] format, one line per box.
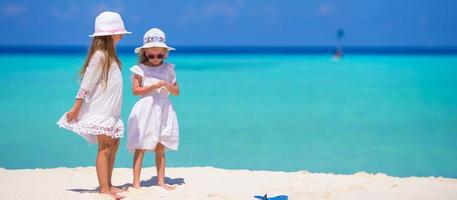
[145, 53, 165, 60]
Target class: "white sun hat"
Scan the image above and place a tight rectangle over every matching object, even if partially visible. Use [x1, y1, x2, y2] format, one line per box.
[89, 11, 131, 37]
[134, 28, 175, 53]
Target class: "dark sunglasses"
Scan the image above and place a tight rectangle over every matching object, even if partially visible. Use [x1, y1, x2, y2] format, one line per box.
[145, 53, 165, 60]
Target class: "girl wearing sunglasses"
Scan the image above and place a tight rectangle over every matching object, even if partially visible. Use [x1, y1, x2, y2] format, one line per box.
[127, 28, 180, 190]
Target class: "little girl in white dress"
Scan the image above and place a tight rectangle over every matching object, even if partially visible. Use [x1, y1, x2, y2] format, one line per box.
[127, 28, 180, 190]
[56, 11, 130, 199]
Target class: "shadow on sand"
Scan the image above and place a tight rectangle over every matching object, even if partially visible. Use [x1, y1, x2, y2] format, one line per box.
[68, 176, 185, 193]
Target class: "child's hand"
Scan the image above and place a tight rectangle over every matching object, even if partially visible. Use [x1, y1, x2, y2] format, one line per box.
[154, 80, 167, 89]
[66, 108, 80, 123]
[145, 80, 167, 93]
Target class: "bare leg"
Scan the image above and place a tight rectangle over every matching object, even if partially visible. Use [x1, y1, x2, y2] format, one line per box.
[132, 149, 145, 189]
[97, 135, 124, 199]
[155, 143, 175, 190]
[108, 139, 125, 193]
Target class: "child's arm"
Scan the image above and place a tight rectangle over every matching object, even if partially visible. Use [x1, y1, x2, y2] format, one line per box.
[66, 52, 103, 122]
[132, 74, 165, 96]
[164, 64, 179, 96]
[164, 81, 180, 96]
[66, 99, 83, 122]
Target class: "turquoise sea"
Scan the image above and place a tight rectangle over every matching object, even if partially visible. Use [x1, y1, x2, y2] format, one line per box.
[1, 50, 456, 178]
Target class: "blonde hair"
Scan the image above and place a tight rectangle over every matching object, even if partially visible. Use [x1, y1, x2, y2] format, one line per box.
[137, 47, 168, 64]
[80, 36, 121, 86]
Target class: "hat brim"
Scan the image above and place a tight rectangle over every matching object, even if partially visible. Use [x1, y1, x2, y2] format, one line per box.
[89, 31, 132, 37]
[134, 42, 175, 53]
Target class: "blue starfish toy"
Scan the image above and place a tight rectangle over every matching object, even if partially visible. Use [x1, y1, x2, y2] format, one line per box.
[254, 194, 288, 200]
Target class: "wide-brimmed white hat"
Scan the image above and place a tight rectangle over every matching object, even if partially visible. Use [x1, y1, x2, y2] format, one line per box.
[134, 28, 175, 53]
[89, 11, 131, 37]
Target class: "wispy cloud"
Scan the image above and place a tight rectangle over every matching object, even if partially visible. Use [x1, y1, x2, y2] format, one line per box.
[203, 1, 240, 22]
[2, 3, 27, 17]
[176, 0, 244, 26]
[49, 4, 80, 21]
[317, 3, 333, 17]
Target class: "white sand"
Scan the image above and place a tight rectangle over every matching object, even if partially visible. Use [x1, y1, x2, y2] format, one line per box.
[1, 167, 456, 200]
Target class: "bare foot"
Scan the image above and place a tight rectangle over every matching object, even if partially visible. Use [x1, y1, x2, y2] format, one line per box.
[158, 183, 176, 190]
[110, 186, 127, 193]
[100, 190, 125, 199]
[132, 182, 141, 189]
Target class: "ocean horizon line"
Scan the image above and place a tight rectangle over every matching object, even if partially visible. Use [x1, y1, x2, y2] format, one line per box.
[1, 45, 457, 55]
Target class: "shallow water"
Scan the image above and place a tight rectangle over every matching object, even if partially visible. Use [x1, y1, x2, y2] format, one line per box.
[0, 53, 456, 178]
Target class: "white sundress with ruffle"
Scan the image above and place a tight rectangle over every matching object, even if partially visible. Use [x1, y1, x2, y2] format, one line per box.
[127, 62, 179, 152]
[57, 50, 124, 144]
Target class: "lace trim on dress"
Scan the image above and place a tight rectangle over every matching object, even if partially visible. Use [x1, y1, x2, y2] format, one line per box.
[76, 88, 89, 99]
[59, 121, 124, 138]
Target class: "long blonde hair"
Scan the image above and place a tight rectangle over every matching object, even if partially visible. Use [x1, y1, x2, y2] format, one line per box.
[80, 36, 121, 86]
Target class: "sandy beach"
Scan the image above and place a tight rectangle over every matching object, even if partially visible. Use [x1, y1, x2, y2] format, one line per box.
[1, 166, 456, 200]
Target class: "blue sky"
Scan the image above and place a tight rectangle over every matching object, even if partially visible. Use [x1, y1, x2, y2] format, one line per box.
[1, 0, 456, 46]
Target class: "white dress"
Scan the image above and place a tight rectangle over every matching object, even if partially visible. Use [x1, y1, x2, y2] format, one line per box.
[127, 63, 179, 152]
[57, 51, 124, 144]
